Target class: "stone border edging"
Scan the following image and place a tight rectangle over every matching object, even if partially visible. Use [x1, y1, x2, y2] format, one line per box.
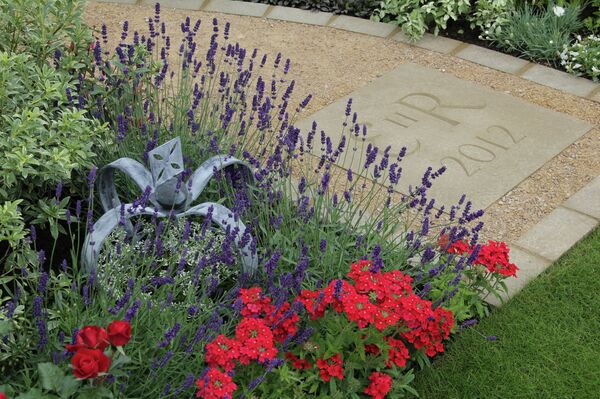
[90, 0, 600, 305]
[487, 175, 600, 306]
[92, 0, 600, 102]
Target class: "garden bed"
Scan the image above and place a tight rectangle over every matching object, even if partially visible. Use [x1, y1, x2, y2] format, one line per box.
[0, 1, 598, 398]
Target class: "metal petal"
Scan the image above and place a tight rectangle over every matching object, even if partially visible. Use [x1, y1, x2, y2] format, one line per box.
[186, 155, 255, 207]
[82, 205, 163, 272]
[97, 158, 155, 213]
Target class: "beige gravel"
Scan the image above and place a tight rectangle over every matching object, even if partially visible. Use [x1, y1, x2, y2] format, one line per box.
[85, 2, 600, 243]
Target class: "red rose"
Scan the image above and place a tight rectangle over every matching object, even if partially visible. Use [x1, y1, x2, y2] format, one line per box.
[66, 325, 109, 352]
[107, 320, 131, 347]
[71, 348, 111, 379]
[0, 391, 7, 399]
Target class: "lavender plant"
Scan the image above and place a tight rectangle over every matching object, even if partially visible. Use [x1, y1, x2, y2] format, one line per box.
[0, 3, 514, 397]
[74, 4, 486, 295]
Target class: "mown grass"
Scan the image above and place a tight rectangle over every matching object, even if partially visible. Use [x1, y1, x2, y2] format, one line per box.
[413, 227, 600, 399]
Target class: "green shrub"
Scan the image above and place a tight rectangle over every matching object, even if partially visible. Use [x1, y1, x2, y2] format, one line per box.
[583, 0, 600, 33]
[372, 0, 471, 39]
[0, 0, 91, 65]
[0, 0, 109, 254]
[0, 52, 109, 244]
[560, 34, 600, 80]
[485, 3, 583, 66]
[468, 0, 515, 40]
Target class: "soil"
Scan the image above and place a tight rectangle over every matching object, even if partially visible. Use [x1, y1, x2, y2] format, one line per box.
[84, 2, 600, 244]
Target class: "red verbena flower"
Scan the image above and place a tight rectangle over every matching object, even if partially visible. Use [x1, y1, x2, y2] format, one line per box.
[239, 287, 274, 317]
[235, 318, 277, 365]
[195, 368, 237, 399]
[385, 337, 410, 368]
[205, 334, 241, 371]
[264, 301, 300, 343]
[476, 241, 519, 277]
[285, 352, 311, 369]
[341, 291, 377, 328]
[316, 353, 344, 382]
[364, 371, 393, 399]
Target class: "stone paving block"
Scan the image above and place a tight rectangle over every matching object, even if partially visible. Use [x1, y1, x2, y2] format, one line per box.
[484, 246, 551, 306]
[521, 64, 598, 97]
[266, 6, 332, 26]
[95, 0, 138, 4]
[143, 0, 205, 9]
[564, 176, 600, 220]
[328, 15, 396, 37]
[391, 30, 411, 44]
[411, 33, 462, 54]
[294, 64, 592, 210]
[517, 206, 598, 262]
[203, 0, 268, 17]
[455, 45, 530, 74]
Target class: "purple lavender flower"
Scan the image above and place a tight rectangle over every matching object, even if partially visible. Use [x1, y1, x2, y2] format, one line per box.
[38, 272, 48, 294]
[122, 299, 141, 322]
[33, 296, 47, 350]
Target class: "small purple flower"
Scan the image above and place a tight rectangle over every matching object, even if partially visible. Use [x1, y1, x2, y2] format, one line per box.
[158, 323, 181, 348]
[38, 272, 49, 294]
[124, 299, 141, 322]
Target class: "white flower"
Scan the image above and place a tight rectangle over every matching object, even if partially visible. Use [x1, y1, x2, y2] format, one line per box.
[553, 5, 565, 16]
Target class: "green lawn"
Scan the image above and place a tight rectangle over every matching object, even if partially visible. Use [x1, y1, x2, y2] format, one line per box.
[413, 227, 600, 399]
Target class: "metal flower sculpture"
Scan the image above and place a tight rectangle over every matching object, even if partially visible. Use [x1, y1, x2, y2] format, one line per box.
[82, 137, 258, 275]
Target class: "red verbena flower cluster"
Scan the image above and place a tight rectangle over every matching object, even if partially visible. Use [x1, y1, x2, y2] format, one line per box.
[440, 236, 519, 277]
[364, 372, 393, 399]
[198, 287, 301, 398]
[316, 353, 344, 382]
[65, 320, 131, 379]
[286, 260, 456, 398]
[195, 368, 237, 399]
[297, 260, 454, 357]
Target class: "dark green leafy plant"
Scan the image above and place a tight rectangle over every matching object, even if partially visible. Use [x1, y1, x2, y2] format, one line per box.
[485, 3, 583, 66]
[242, 0, 380, 18]
[0, 0, 91, 66]
[0, 0, 110, 260]
[0, 52, 109, 249]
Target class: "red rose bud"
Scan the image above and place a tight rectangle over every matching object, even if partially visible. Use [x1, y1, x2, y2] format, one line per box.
[0, 391, 7, 399]
[66, 325, 109, 352]
[71, 348, 111, 379]
[107, 320, 132, 347]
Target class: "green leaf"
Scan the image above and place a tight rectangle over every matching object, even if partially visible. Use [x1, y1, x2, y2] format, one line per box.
[59, 375, 80, 398]
[16, 389, 58, 399]
[0, 320, 13, 335]
[77, 386, 114, 399]
[38, 362, 65, 392]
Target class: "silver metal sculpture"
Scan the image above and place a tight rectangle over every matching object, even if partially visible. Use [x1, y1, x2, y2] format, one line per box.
[82, 137, 258, 275]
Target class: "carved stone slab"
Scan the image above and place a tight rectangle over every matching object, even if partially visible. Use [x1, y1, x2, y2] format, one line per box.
[296, 64, 593, 209]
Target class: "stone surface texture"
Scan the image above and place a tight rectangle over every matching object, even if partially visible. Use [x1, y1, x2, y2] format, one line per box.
[143, 0, 206, 9]
[295, 64, 592, 209]
[485, 246, 551, 306]
[411, 33, 461, 54]
[564, 176, 600, 219]
[328, 15, 396, 37]
[266, 6, 332, 25]
[517, 206, 598, 261]
[522, 64, 598, 97]
[455, 45, 530, 74]
[203, 0, 268, 16]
